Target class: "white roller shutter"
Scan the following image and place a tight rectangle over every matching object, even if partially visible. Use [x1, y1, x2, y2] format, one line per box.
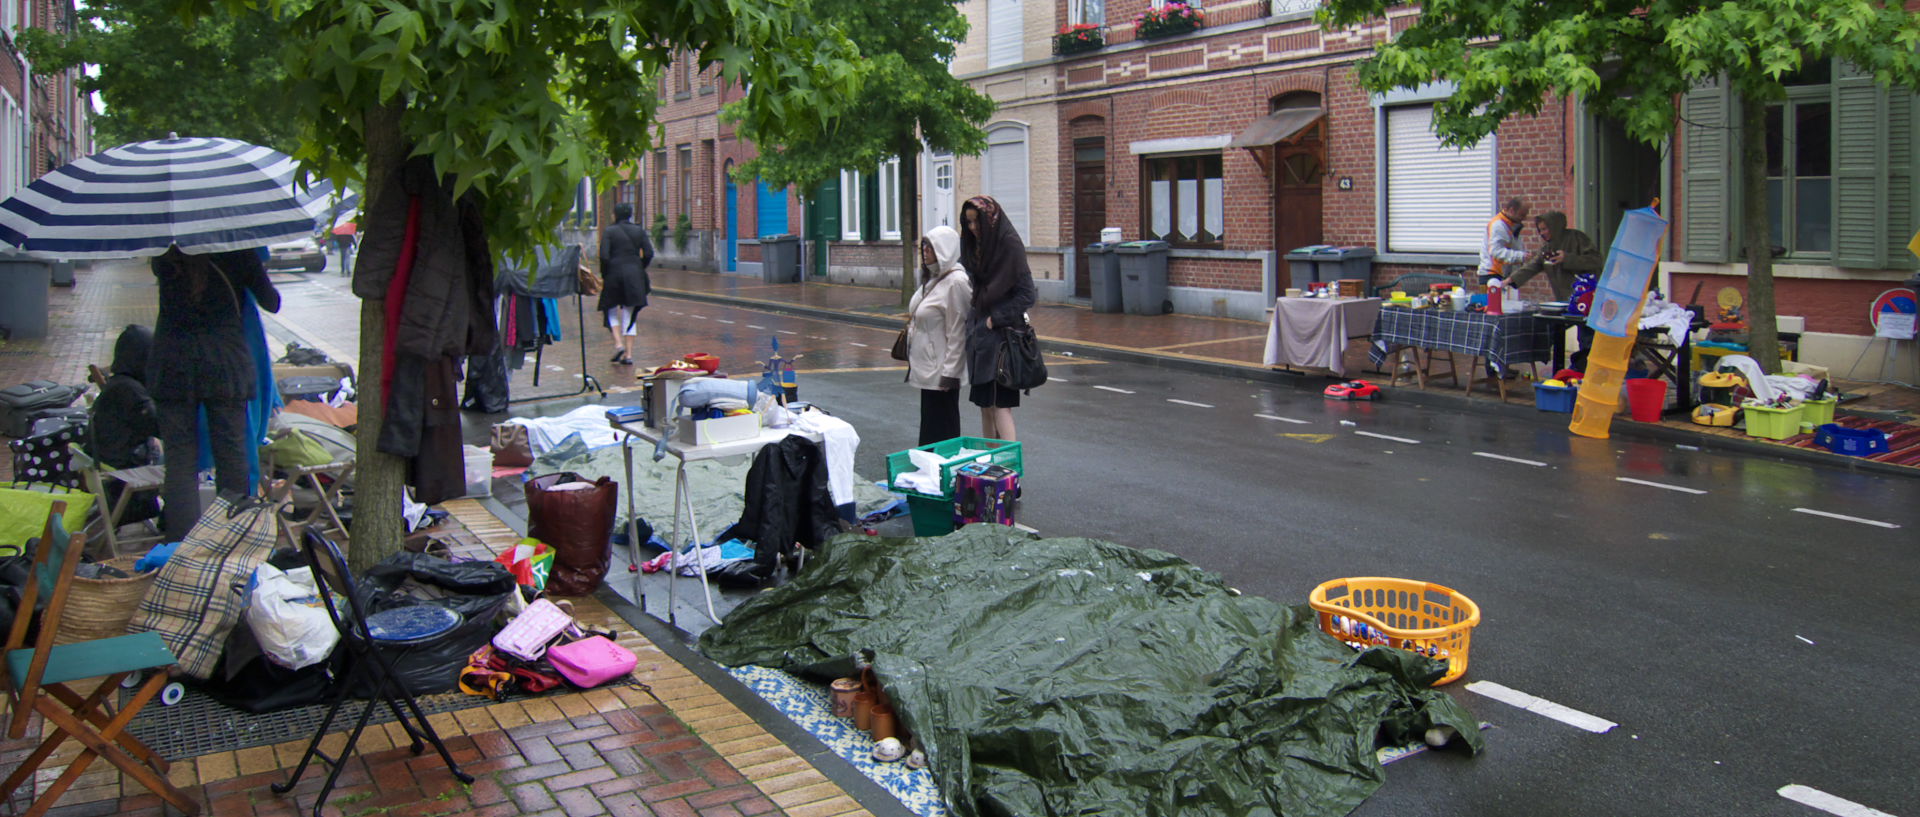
[1385, 104, 1495, 253]
[988, 0, 1022, 68]
[984, 129, 1029, 243]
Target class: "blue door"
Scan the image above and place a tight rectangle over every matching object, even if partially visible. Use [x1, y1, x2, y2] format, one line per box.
[724, 176, 738, 272]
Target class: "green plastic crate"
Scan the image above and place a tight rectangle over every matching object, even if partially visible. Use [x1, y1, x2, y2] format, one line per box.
[885, 436, 1023, 498]
[907, 494, 956, 537]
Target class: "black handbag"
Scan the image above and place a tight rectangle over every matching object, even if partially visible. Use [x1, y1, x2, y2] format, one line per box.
[889, 328, 910, 362]
[994, 324, 1048, 392]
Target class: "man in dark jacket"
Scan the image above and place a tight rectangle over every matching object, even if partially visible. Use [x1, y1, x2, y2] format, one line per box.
[1507, 211, 1601, 302]
[597, 203, 654, 366]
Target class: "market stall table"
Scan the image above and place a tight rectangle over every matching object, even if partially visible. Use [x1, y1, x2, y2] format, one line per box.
[1538, 312, 1705, 415]
[610, 418, 822, 624]
[1263, 296, 1382, 376]
[1368, 307, 1554, 399]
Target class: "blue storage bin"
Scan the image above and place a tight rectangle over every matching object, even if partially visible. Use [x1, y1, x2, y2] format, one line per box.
[1535, 383, 1577, 413]
[1813, 424, 1889, 457]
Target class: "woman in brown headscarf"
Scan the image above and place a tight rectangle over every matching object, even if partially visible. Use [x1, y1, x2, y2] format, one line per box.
[958, 196, 1037, 441]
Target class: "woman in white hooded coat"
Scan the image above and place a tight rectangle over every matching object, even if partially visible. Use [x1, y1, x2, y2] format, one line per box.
[906, 225, 973, 445]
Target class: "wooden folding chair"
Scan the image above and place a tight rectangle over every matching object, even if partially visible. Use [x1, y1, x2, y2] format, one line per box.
[1, 502, 200, 817]
[67, 444, 167, 558]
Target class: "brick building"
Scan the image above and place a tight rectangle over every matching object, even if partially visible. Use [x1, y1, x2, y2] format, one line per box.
[0, 0, 93, 201]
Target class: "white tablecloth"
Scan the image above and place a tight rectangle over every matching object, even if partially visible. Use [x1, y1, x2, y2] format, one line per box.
[1263, 297, 1382, 375]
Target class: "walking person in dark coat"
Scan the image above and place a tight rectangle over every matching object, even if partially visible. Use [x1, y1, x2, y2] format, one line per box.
[959, 195, 1037, 442]
[597, 203, 655, 366]
[148, 247, 282, 540]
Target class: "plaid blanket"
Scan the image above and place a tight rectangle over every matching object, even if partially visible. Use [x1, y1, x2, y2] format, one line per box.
[130, 496, 278, 679]
[1369, 308, 1554, 373]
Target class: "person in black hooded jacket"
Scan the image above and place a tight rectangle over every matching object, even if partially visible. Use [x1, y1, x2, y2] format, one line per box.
[90, 324, 159, 469]
[959, 195, 1036, 442]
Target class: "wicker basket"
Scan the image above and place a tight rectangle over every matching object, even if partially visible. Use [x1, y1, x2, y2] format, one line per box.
[55, 557, 155, 645]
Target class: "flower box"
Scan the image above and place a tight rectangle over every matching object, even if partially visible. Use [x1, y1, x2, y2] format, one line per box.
[1135, 2, 1205, 39]
[1053, 24, 1104, 55]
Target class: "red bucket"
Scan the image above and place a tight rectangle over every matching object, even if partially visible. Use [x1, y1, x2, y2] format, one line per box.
[1625, 378, 1668, 423]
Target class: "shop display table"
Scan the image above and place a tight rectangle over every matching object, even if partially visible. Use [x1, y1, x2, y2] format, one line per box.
[1538, 312, 1705, 415]
[1368, 308, 1554, 399]
[1263, 297, 1382, 376]
[610, 419, 821, 624]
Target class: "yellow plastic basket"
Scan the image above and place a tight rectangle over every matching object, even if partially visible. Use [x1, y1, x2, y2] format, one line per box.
[1308, 577, 1481, 686]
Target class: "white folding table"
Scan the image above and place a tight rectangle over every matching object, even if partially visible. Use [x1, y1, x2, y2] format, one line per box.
[609, 419, 821, 625]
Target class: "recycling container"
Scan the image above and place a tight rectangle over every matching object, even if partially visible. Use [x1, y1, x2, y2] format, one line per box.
[1310, 246, 1374, 286]
[1115, 240, 1170, 316]
[1285, 245, 1326, 291]
[1084, 243, 1123, 313]
[0, 255, 51, 339]
[760, 234, 800, 283]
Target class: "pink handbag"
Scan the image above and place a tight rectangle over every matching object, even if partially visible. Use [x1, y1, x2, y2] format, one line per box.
[491, 599, 576, 661]
[548, 635, 638, 688]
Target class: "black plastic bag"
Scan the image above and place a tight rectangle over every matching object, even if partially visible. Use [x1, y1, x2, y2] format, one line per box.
[461, 352, 510, 414]
[351, 551, 514, 695]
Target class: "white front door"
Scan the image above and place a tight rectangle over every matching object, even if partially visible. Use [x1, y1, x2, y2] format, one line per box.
[925, 152, 955, 230]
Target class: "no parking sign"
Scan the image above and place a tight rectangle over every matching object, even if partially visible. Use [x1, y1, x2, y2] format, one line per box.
[1870, 287, 1917, 340]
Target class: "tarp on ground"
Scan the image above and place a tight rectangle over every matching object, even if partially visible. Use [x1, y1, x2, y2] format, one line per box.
[700, 526, 1485, 817]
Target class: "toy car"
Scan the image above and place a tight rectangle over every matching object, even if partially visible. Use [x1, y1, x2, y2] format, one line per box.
[1324, 380, 1382, 400]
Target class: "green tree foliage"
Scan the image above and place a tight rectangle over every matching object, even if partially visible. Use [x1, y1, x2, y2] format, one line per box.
[732, 0, 994, 303]
[17, 0, 295, 151]
[177, 0, 867, 566]
[1320, 0, 1920, 372]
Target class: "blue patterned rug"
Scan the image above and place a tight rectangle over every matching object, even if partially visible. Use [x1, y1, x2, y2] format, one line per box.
[727, 665, 949, 817]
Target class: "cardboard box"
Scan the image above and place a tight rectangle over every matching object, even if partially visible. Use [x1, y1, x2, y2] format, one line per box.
[272, 362, 355, 383]
[677, 412, 760, 446]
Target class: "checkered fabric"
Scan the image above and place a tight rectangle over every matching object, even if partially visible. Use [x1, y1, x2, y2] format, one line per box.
[129, 496, 278, 679]
[1369, 308, 1555, 372]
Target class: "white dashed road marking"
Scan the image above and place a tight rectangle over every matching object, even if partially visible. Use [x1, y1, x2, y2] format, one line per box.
[1255, 414, 1310, 424]
[1777, 785, 1900, 817]
[1167, 399, 1214, 408]
[716, 319, 736, 324]
[1465, 681, 1617, 734]
[849, 342, 869, 348]
[747, 324, 766, 329]
[1792, 508, 1900, 529]
[1093, 385, 1135, 394]
[1615, 477, 1706, 495]
[1473, 452, 1547, 467]
[777, 330, 798, 335]
[1048, 377, 1070, 383]
[1355, 430, 1420, 444]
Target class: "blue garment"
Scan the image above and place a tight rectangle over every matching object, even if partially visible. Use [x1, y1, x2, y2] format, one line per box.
[542, 298, 562, 341]
[135, 541, 180, 572]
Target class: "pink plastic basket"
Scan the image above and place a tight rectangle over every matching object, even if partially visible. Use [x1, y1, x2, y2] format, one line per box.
[549, 635, 638, 688]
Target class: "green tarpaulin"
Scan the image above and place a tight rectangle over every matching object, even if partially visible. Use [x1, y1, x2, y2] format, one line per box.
[700, 526, 1484, 817]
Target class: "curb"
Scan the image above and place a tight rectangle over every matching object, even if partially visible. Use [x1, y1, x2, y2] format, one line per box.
[654, 286, 1920, 481]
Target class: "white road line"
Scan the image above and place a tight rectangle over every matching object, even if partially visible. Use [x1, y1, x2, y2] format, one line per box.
[1355, 430, 1421, 444]
[747, 324, 766, 329]
[688, 314, 707, 319]
[1048, 376, 1070, 383]
[1167, 399, 1214, 408]
[1778, 784, 1899, 817]
[715, 319, 736, 324]
[1465, 681, 1617, 734]
[848, 342, 869, 348]
[809, 335, 827, 340]
[1474, 451, 1547, 467]
[1093, 385, 1135, 394]
[1255, 413, 1310, 424]
[777, 330, 798, 335]
[1615, 477, 1707, 495]
[1792, 508, 1900, 529]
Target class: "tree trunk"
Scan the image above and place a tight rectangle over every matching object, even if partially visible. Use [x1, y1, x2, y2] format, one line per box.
[1738, 92, 1782, 373]
[349, 103, 407, 570]
[900, 144, 921, 307]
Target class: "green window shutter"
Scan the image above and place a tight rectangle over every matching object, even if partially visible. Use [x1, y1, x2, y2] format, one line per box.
[809, 178, 841, 242]
[1833, 62, 1888, 269]
[861, 171, 880, 241]
[1887, 90, 1919, 269]
[1679, 78, 1732, 263]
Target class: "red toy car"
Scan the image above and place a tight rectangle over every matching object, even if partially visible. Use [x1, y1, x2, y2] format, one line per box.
[1323, 380, 1382, 400]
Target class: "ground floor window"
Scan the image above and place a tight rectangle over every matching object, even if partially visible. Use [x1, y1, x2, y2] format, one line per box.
[1141, 153, 1223, 246]
[1382, 103, 1494, 254]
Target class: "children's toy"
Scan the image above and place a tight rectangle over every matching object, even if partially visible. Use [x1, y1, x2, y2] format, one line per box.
[1690, 403, 1740, 427]
[952, 462, 1019, 527]
[1323, 380, 1382, 400]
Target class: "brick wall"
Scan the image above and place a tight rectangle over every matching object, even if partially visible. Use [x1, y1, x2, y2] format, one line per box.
[1670, 272, 1898, 336]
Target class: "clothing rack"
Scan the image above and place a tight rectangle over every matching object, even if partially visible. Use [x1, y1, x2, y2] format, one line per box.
[497, 245, 606, 404]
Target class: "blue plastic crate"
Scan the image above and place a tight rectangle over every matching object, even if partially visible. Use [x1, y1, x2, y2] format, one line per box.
[1814, 424, 1889, 457]
[1534, 383, 1577, 413]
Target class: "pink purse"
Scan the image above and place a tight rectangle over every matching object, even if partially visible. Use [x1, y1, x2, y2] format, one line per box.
[491, 599, 576, 661]
[548, 635, 638, 688]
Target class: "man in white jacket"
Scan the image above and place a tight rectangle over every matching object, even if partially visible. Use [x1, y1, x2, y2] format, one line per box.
[1477, 197, 1530, 281]
[906, 226, 973, 445]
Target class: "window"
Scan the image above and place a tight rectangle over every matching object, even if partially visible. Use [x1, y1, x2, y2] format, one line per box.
[677, 145, 693, 218]
[569, 179, 595, 227]
[0, 92, 21, 199]
[983, 125, 1030, 242]
[1141, 154, 1224, 245]
[840, 170, 864, 240]
[1765, 64, 1833, 256]
[1382, 103, 1494, 253]
[987, 0, 1021, 68]
[878, 157, 901, 240]
[654, 151, 668, 223]
[1071, 0, 1104, 26]
[1, 0, 17, 36]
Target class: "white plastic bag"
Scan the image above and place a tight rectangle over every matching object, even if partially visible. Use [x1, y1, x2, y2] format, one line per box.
[246, 563, 340, 670]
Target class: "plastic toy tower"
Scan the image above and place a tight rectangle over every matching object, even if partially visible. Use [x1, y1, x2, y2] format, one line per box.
[1569, 206, 1669, 439]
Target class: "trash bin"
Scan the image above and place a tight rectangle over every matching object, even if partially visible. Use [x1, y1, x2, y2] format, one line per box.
[1285, 246, 1326, 291]
[50, 261, 75, 288]
[1084, 243, 1123, 313]
[760, 235, 800, 283]
[1115, 240, 1170, 315]
[0, 255, 52, 339]
[1309, 245, 1375, 287]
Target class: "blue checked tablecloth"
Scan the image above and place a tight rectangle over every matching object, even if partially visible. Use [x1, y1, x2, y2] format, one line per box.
[1368, 308, 1555, 373]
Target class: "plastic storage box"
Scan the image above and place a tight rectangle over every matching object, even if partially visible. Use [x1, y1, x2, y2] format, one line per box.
[1814, 424, 1889, 457]
[1800, 397, 1836, 426]
[886, 437, 1023, 499]
[1742, 402, 1805, 441]
[1309, 577, 1481, 686]
[1534, 383, 1577, 413]
[462, 445, 493, 498]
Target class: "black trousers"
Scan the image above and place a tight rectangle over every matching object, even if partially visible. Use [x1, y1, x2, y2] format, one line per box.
[919, 388, 961, 446]
[156, 398, 252, 541]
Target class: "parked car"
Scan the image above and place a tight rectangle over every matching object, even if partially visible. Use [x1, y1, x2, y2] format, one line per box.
[267, 235, 325, 273]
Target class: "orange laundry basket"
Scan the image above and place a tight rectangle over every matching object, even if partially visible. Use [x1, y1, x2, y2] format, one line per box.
[1309, 577, 1482, 686]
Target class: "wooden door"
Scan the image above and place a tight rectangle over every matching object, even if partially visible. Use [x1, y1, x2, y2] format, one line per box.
[1073, 138, 1106, 298]
[1271, 121, 1325, 262]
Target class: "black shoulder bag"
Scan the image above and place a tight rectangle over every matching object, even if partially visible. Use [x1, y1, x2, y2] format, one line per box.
[994, 324, 1048, 392]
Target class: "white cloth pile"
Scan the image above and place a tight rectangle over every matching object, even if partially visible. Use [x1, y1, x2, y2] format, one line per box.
[501, 404, 623, 453]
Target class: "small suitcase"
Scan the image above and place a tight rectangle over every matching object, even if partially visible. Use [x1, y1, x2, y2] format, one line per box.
[1, 380, 85, 437]
[952, 462, 1019, 528]
[278, 375, 344, 403]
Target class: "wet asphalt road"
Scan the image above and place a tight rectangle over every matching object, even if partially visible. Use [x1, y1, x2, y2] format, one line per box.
[269, 264, 1919, 817]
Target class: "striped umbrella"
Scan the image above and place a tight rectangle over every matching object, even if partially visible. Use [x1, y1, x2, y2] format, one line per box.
[298, 177, 361, 232]
[0, 135, 325, 260]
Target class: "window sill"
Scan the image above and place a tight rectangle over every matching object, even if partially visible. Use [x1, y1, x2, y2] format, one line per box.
[674, 92, 692, 101]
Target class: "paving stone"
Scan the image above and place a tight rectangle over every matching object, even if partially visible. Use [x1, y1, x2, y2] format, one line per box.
[510, 781, 559, 812]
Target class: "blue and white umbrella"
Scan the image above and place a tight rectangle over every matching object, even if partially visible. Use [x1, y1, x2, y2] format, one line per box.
[0, 135, 327, 260]
[299, 177, 361, 232]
